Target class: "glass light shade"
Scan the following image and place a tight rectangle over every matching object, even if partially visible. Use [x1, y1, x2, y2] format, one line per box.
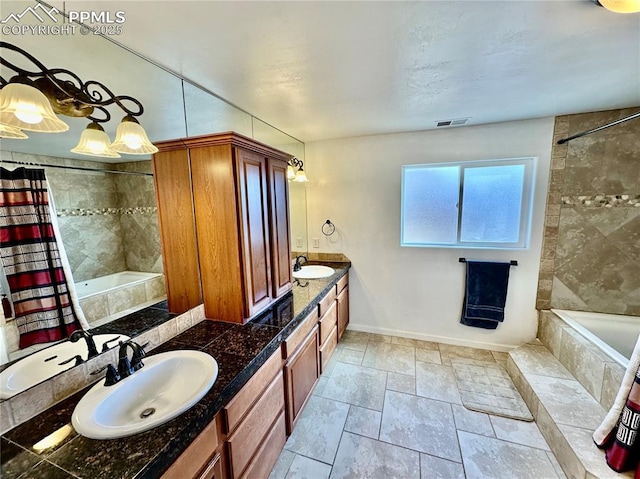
[0, 124, 28, 139]
[71, 123, 121, 158]
[0, 83, 69, 132]
[110, 117, 158, 154]
[598, 0, 640, 12]
[294, 168, 309, 183]
[287, 164, 296, 180]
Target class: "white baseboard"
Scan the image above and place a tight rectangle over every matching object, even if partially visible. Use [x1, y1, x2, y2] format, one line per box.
[346, 323, 518, 352]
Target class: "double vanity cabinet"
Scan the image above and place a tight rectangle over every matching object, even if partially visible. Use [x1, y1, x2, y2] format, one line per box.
[163, 272, 350, 479]
[153, 132, 292, 323]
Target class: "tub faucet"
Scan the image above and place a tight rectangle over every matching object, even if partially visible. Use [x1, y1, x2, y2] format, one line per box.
[69, 329, 99, 359]
[293, 255, 308, 272]
[117, 340, 146, 379]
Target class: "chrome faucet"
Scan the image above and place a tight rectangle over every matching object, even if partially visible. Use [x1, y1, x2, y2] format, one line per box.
[69, 329, 99, 359]
[117, 340, 146, 379]
[293, 255, 308, 272]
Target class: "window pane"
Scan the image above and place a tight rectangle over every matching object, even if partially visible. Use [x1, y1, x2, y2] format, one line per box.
[460, 164, 524, 243]
[402, 166, 459, 244]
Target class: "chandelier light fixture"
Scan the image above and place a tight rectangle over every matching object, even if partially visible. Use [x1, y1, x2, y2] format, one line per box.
[0, 42, 158, 157]
[287, 156, 308, 183]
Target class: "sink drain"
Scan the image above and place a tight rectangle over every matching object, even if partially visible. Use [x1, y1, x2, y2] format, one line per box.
[140, 408, 156, 419]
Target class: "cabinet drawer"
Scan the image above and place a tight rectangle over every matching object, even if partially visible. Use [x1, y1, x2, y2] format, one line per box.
[162, 413, 223, 479]
[320, 325, 338, 373]
[318, 287, 337, 317]
[240, 411, 287, 479]
[337, 273, 348, 294]
[227, 371, 285, 478]
[318, 300, 337, 345]
[283, 308, 318, 358]
[224, 347, 282, 433]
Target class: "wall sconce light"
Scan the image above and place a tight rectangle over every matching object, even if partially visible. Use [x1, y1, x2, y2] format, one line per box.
[0, 123, 28, 139]
[287, 157, 308, 183]
[0, 42, 158, 157]
[595, 0, 640, 13]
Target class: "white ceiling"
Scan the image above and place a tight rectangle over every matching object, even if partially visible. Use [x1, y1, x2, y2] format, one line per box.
[13, 1, 640, 143]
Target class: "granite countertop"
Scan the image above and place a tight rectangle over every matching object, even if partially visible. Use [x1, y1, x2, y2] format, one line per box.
[0, 262, 350, 479]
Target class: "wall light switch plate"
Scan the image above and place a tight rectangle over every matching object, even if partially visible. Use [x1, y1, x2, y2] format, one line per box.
[296, 237, 303, 248]
[312, 238, 319, 248]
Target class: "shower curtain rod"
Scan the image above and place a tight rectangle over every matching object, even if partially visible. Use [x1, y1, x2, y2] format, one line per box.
[557, 110, 640, 145]
[0, 159, 153, 177]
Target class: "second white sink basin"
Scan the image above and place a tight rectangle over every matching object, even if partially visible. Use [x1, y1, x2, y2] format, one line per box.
[293, 265, 335, 279]
[72, 350, 218, 439]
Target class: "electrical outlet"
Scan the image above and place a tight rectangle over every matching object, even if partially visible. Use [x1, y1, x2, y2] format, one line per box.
[312, 237, 319, 248]
[296, 237, 303, 248]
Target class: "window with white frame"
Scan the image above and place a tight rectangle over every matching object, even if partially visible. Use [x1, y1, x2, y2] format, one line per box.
[401, 157, 536, 249]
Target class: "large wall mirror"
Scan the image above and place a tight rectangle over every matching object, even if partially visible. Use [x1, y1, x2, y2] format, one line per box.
[0, 1, 307, 392]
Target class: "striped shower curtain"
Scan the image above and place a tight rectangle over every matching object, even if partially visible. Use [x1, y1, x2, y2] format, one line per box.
[0, 167, 81, 348]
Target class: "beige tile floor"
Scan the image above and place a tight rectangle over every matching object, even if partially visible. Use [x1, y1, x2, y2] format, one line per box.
[269, 331, 567, 479]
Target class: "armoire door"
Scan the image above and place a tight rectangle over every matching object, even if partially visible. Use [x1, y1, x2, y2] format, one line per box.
[236, 147, 273, 318]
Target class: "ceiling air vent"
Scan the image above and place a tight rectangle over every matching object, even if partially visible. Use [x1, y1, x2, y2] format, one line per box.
[435, 118, 470, 128]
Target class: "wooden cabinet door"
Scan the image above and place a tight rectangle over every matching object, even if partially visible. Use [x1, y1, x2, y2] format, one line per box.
[236, 148, 273, 318]
[198, 453, 223, 479]
[161, 414, 224, 479]
[284, 326, 319, 434]
[337, 285, 349, 340]
[267, 158, 292, 298]
[190, 144, 245, 323]
[227, 372, 285, 478]
[152, 149, 202, 314]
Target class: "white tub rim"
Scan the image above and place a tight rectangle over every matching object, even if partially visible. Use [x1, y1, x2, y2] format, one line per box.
[75, 271, 163, 300]
[551, 308, 635, 368]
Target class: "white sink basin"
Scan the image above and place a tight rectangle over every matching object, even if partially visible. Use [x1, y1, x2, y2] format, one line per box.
[0, 333, 130, 399]
[72, 350, 218, 439]
[293, 265, 335, 279]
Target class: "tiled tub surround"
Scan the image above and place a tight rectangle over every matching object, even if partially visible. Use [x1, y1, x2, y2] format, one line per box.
[536, 108, 640, 315]
[550, 309, 639, 368]
[507, 341, 632, 479]
[537, 310, 626, 411]
[0, 263, 350, 479]
[77, 271, 167, 326]
[501, 309, 635, 478]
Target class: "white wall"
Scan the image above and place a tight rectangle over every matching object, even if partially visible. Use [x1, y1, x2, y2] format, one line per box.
[305, 118, 555, 351]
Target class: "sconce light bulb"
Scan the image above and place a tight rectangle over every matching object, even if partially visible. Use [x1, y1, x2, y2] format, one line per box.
[123, 134, 143, 150]
[598, 0, 640, 12]
[71, 122, 121, 158]
[294, 168, 309, 183]
[111, 115, 158, 154]
[14, 102, 43, 124]
[0, 81, 68, 132]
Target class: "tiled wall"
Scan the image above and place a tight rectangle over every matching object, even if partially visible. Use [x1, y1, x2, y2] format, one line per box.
[537, 108, 640, 315]
[112, 161, 163, 274]
[2, 152, 162, 282]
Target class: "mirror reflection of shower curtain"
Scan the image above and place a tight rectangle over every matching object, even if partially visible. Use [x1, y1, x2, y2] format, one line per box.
[0, 167, 88, 349]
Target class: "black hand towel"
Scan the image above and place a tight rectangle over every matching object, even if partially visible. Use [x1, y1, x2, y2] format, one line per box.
[461, 260, 511, 330]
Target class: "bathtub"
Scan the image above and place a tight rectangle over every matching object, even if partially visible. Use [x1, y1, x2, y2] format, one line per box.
[75, 271, 166, 325]
[75, 271, 163, 300]
[551, 309, 640, 367]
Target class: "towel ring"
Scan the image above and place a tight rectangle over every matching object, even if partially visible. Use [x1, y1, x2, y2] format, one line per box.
[322, 219, 336, 236]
